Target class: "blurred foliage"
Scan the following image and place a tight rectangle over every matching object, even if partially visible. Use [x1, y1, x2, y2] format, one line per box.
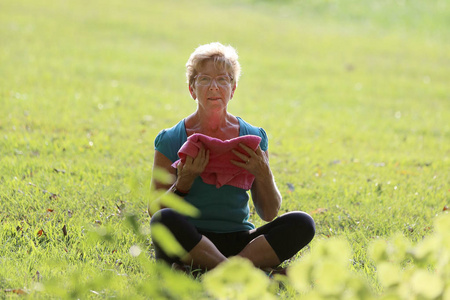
[287, 213, 449, 299]
[203, 257, 275, 300]
[2, 211, 447, 298]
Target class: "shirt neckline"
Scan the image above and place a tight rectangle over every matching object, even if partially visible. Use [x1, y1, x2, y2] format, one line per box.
[182, 116, 243, 140]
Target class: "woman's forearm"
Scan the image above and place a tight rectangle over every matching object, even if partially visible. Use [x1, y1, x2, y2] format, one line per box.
[251, 170, 282, 221]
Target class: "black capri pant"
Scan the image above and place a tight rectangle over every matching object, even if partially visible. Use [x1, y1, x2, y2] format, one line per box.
[150, 208, 315, 266]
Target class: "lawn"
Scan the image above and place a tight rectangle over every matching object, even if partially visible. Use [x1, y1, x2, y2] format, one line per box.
[1, 0, 449, 298]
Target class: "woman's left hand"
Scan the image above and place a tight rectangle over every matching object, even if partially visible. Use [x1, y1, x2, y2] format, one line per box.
[230, 144, 270, 177]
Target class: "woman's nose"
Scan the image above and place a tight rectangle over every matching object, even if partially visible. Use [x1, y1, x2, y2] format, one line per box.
[209, 79, 220, 90]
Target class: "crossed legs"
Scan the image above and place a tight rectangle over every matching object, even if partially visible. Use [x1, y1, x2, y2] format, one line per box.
[150, 208, 315, 270]
[181, 233, 280, 270]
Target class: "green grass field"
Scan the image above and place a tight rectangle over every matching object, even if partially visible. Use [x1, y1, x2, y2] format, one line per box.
[1, 0, 449, 298]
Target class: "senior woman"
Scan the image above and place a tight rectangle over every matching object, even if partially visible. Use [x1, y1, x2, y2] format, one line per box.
[149, 42, 315, 272]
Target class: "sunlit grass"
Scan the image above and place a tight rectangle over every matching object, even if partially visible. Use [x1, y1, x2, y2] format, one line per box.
[1, 0, 449, 298]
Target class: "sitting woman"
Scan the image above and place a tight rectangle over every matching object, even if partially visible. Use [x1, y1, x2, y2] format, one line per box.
[149, 42, 315, 272]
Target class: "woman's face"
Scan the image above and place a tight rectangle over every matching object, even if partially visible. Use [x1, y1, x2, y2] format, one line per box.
[190, 60, 236, 112]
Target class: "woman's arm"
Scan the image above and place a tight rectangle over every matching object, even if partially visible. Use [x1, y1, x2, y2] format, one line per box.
[148, 150, 175, 216]
[151, 150, 176, 191]
[231, 145, 282, 222]
[149, 147, 209, 216]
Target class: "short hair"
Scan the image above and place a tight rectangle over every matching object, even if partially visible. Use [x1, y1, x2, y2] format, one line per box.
[186, 42, 241, 88]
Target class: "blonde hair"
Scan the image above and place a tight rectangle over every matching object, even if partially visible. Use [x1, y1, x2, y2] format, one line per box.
[186, 42, 241, 88]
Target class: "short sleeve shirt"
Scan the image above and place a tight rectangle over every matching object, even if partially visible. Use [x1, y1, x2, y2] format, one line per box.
[154, 117, 268, 232]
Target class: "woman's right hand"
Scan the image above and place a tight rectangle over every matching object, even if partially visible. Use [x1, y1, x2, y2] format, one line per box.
[175, 144, 209, 191]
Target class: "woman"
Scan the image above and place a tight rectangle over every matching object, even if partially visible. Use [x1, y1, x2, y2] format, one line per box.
[149, 42, 315, 271]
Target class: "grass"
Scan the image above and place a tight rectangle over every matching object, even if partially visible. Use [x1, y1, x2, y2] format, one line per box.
[1, 0, 449, 298]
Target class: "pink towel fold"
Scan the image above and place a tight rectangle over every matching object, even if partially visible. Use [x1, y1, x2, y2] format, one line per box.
[172, 133, 261, 189]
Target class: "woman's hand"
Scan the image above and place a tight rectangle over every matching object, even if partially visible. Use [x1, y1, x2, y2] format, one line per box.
[230, 144, 270, 178]
[176, 144, 210, 191]
[231, 143, 281, 221]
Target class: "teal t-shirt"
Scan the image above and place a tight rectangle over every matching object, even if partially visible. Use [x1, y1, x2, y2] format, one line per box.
[154, 117, 268, 233]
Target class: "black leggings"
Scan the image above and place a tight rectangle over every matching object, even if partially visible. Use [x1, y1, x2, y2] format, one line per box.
[150, 208, 315, 266]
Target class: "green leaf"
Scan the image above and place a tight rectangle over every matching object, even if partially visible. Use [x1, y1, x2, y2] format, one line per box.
[388, 233, 410, 263]
[434, 213, 450, 250]
[152, 166, 175, 185]
[203, 257, 274, 300]
[159, 192, 200, 218]
[125, 213, 140, 236]
[313, 238, 350, 266]
[313, 260, 348, 296]
[377, 262, 401, 288]
[148, 190, 200, 218]
[369, 239, 389, 263]
[137, 262, 202, 299]
[288, 257, 314, 293]
[410, 270, 444, 299]
[410, 235, 440, 265]
[150, 223, 186, 258]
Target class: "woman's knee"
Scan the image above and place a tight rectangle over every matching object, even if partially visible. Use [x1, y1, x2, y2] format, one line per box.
[150, 208, 176, 225]
[150, 208, 203, 254]
[283, 211, 316, 241]
[263, 211, 315, 262]
[150, 208, 186, 231]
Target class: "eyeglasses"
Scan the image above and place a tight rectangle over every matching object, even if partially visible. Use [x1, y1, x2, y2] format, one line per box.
[194, 75, 233, 87]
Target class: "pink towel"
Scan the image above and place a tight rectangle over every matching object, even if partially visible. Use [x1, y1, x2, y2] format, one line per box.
[172, 133, 261, 189]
